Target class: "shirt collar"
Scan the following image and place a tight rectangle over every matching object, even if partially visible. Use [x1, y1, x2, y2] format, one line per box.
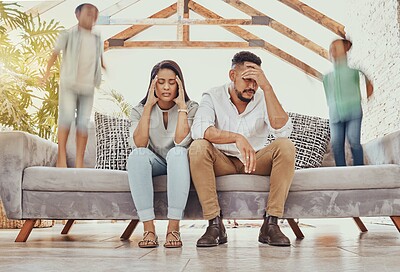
[156, 103, 177, 113]
[225, 82, 256, 102]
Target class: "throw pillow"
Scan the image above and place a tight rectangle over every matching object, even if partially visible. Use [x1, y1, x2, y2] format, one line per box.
[94, 112, 132, 170]
[267, 112, 330, 170]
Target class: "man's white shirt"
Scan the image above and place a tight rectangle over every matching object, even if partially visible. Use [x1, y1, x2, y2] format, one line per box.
[191, 83, 293, 162]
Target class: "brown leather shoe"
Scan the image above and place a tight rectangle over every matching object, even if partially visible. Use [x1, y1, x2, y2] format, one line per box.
[197, 216, 228, 247]
[258, 216, 291, 246]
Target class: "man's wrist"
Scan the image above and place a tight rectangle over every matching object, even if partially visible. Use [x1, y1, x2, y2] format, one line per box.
[261, 83, 273, 93]
[233, 133, 243, 142]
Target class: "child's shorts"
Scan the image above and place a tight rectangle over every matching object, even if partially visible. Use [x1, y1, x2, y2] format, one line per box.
[58, 86, 94, 133]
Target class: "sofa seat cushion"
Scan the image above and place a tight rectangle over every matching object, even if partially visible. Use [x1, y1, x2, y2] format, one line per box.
[23, 165, 400, 193]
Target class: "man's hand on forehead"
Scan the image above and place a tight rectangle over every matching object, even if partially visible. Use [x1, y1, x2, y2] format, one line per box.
[240, 61, 270, 90]
[243, 61, 261, 70]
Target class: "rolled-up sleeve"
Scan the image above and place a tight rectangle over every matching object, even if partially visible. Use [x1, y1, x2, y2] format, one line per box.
[266, 115, 293, 138]
[191, 94, 216, 140]
[174, 101, 199, 147]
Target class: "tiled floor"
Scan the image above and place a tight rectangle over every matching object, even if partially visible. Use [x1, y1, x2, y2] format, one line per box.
[0, 218, 399, 271]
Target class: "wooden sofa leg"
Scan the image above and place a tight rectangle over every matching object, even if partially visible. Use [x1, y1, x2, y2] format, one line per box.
[61, 220, 75, 235]
[390, 216, 400, 232]
[353, 217, 368, 232]
[287, 218, 304, 239]
[120, 220, 139, 241]
[15, 219, 37, 242]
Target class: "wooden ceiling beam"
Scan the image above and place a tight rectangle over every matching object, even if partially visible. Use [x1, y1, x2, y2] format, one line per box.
[108, 3, 177, 40]
[113, 41, 249, 48]
[277, 0, 346, 38]
[188, 1, 322, 79]
[222, 0, 329, 60]
[177, 0, 185, 41]
[98, 18, 260, 26]
[105, 3, 178, 51]
[183, 0, 190, 41]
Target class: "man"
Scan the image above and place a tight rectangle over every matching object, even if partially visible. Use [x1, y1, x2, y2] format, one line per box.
[189, 51, 295, 247]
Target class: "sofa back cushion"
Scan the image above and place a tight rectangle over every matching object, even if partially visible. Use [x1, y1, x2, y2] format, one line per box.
[85, 112, 333, 170]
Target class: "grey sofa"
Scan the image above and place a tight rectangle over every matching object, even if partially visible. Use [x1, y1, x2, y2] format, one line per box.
[1, 123, 400, 242]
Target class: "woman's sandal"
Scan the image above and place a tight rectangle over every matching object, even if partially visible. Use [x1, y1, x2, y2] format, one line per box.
[138, 231, 159, 248]
[164, 231, 183, 248]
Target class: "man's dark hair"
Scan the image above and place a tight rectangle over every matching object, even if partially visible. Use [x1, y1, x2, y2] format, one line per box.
[231, 51, 262, 67]
[75, 3, 99, 14]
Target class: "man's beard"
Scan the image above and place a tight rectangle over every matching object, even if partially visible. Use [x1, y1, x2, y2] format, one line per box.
[235, 88, 255, 103]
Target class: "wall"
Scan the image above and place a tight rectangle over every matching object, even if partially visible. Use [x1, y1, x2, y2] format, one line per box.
[345, 0, 400, 143]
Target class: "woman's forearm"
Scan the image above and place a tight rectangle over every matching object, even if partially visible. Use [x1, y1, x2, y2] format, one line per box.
[133, 106, 152, 147]
[174, 111, 190, 144]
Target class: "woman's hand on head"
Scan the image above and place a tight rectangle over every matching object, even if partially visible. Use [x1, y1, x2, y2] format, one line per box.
[144, 76, 159, 108]
[173, 76, 187, 109]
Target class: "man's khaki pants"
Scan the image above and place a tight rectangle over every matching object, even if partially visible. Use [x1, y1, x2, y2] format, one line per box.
[189, 138, 296, 220]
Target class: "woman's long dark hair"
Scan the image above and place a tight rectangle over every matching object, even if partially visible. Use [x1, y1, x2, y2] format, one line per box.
[140, 60, 190, 105]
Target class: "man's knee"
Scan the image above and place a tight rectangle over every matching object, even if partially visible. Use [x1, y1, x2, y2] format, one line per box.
[189, 139, 213, 161]
[273, 138, 296, 162]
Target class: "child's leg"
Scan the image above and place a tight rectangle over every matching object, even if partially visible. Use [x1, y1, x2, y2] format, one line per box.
[75, 93, 94, 168]
[346, 117, 364, 166]
[75, 130, 89, 168]
[57, 88, 77, 167]
[57, 127, 70, 167]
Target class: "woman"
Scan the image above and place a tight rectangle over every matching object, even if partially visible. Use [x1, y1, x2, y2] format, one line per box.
[127, 60, 198, 248]
[323, 39, 373, 166]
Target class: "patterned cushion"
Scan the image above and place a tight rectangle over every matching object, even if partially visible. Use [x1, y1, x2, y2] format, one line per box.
[268, 112, 330, 170]
[94, 111, 329, 171]
[94, 112, 132, 170]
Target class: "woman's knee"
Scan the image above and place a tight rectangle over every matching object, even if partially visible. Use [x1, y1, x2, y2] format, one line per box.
[166, 146, 188, 161]
[128, 147, 153, 164]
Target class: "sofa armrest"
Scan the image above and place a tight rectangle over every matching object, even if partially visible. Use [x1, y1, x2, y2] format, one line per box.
[0, 132, 57, 219]
[364, 130, 400, 165]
